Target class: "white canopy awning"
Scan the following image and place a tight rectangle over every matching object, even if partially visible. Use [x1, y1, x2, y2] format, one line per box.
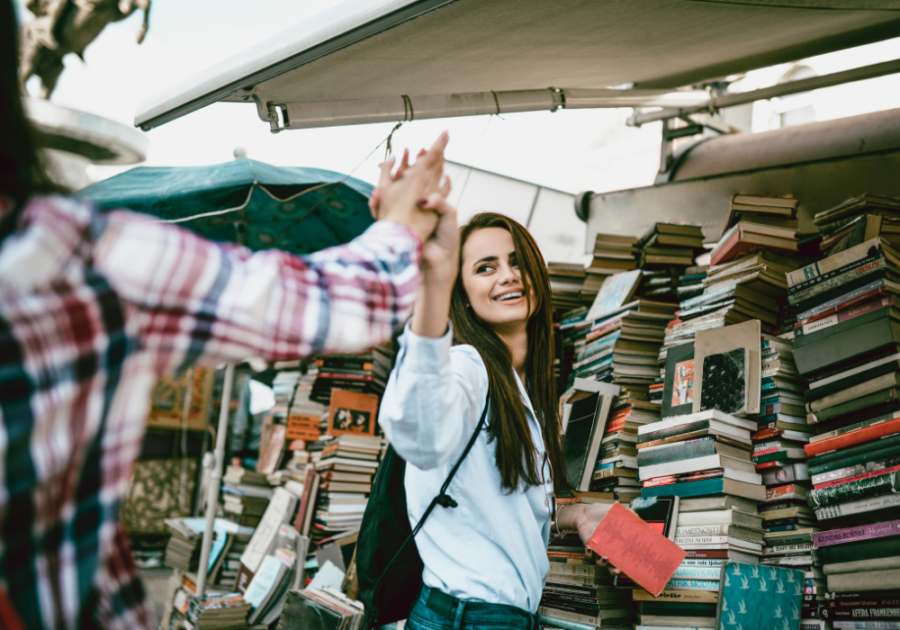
[136, 0, 900, 132]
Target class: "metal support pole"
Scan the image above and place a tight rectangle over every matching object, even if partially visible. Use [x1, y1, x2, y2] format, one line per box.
[195, 361, 236, 597]
[630, 57, 900, 127]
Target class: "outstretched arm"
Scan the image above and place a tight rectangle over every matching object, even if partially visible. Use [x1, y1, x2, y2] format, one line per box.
[94, 133, 452, 374]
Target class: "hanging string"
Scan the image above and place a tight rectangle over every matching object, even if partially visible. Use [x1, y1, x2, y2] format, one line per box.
[268, 121, 409, 248]
[456, 114, 495, 211]
[384, 121, 405, 163]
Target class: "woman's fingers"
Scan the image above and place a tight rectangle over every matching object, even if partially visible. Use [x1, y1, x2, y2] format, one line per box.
[377, 157, 396, 189]
[368, 189, 381, 219]
[394, 148, 411, 179]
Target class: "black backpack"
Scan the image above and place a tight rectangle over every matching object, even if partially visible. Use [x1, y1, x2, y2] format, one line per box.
[356, 395, 488, 629]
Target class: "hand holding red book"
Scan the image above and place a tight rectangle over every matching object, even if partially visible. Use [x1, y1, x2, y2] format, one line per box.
[585, 502, 686, 597]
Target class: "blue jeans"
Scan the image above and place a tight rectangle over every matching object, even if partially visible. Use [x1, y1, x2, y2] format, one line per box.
[406, 585, 538, 630]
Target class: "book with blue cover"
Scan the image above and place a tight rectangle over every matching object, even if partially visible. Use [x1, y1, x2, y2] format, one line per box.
[714, 561, 803, 630]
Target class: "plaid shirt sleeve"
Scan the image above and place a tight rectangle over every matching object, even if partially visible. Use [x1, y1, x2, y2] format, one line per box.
[93, 209, 423, 373]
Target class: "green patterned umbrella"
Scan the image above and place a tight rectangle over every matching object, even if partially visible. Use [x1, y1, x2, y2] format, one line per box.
[79, 158, 374, 253]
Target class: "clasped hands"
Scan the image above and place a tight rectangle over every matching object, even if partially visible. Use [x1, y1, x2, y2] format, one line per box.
[368, 132, 460, 285]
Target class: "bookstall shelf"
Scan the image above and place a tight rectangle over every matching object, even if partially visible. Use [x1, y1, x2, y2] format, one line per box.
[548, 190, 900, 630]
[160, 344, 393, 630]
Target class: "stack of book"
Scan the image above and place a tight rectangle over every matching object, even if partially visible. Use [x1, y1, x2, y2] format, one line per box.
[672, 249, 800, 342]
[812, 520, 900, 627]
[164, 518, 205, 572]
[592, 391, 659, 502]
[638, 223, 705, 271]
[634, 408, 765, 630]
[311, 351, 384, 405]
[589, 233, 640, 276]
[223, 466, 274, 527]
[277, 586, 365, 630]
[548, 262, 588, 312]
[745, 333, 823, 624]
[813, 193, 900, 254]
[783, 237, 900, 619]
[539, 524, 633, 630]
[308, 435, 382, 546]
[184, 593, 253, 630]
[572, 300, 679, 386]
[711, 195, 800, 267]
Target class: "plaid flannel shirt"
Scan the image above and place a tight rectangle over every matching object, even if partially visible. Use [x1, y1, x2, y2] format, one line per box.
[0, 195, 422, 629]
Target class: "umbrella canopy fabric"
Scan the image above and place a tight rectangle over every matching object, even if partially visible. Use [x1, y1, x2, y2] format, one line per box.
[79, 158, 374, 254]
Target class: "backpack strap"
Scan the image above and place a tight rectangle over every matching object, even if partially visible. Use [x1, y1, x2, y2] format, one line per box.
[371, 390, 490, 593]
[410, 391, 490, 535]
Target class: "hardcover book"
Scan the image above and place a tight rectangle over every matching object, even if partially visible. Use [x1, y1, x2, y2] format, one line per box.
[699, 348, 749, 415]
[714, 562, 804, 630]
[585, 502, 686, 597]
[693, 320, 761, 415]
[661, 342, 695, 419]
[326, 389, 379, 437]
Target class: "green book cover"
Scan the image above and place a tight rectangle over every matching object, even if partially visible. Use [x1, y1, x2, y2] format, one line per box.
[714, 562, 803, 630]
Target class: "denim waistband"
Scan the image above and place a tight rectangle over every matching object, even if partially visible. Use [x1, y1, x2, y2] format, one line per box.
[419, 585, 538, 630]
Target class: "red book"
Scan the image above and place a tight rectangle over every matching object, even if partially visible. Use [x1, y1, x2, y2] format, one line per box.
[585, 502, 686, 597]
[805, 416, 900, 456]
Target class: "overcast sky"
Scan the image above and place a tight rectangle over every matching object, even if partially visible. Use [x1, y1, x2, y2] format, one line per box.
[15, 1, 900, 194]
[17, 0, 655, 192]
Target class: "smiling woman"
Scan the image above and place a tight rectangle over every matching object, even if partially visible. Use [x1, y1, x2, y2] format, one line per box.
[376, 212, 620, 630]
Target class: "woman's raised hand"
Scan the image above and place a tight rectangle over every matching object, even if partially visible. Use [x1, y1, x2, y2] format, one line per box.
[369, 132, 451, 244]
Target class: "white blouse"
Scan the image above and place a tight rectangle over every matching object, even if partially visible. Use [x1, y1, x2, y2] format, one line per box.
[377, 321, 553, 613]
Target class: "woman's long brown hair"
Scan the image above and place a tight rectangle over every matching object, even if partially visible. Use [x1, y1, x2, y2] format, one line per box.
[449, 213, 568, 494]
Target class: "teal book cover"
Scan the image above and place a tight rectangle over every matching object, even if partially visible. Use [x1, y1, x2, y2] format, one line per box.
[715, 561, 803, 630]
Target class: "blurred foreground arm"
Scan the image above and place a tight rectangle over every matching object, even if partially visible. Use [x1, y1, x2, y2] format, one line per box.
[94, 133, 452, 373]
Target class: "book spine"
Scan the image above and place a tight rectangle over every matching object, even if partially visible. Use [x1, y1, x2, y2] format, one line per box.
[809, 432, 900, 467]
[670, 567, 722, 579]
[811, 411, 900, 444]
[680, 559, 724, 567]
[787, 239, 881, 287]
[674, 524, 732, 537]
[811, 448, 900, 479]
[813, 455, 900, 486]
[806, 417, 900, 456]
[807, 471, 900, 509]
[791, 253, 885, 294]
[814, 464, 900, 490]
[797, 296, 894, 341]
[830, 608, 900, 620]
[761, 468, 803, 485]
[664, 578, 719, 590]
[789, 257, 888, 306]
[809, 389, 900, 425]
[766, 484, 804, 500]
[813, 519, 900, 547]
[636, 440, 717, 467]
[674, 535, 733, 545]
[765, 543, 816, 554]
[796, 278, 888, 322]
[815, 491, 900, 520]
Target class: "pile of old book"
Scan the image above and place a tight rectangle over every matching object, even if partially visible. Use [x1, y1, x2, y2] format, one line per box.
[310, 434, 382, 546]
[628, 223, 705, 319]
[571, 296, 679, 386]
[548, 262, 589, 312]
[539, 501, 634, 630]
[813, 193, 900, 254]
[783, 234, 900, 624]
[711, 195, 800, 267]
[311, 350, 385, 404]
[633, 321, 772, 629]
[223, 466, 274, 528]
